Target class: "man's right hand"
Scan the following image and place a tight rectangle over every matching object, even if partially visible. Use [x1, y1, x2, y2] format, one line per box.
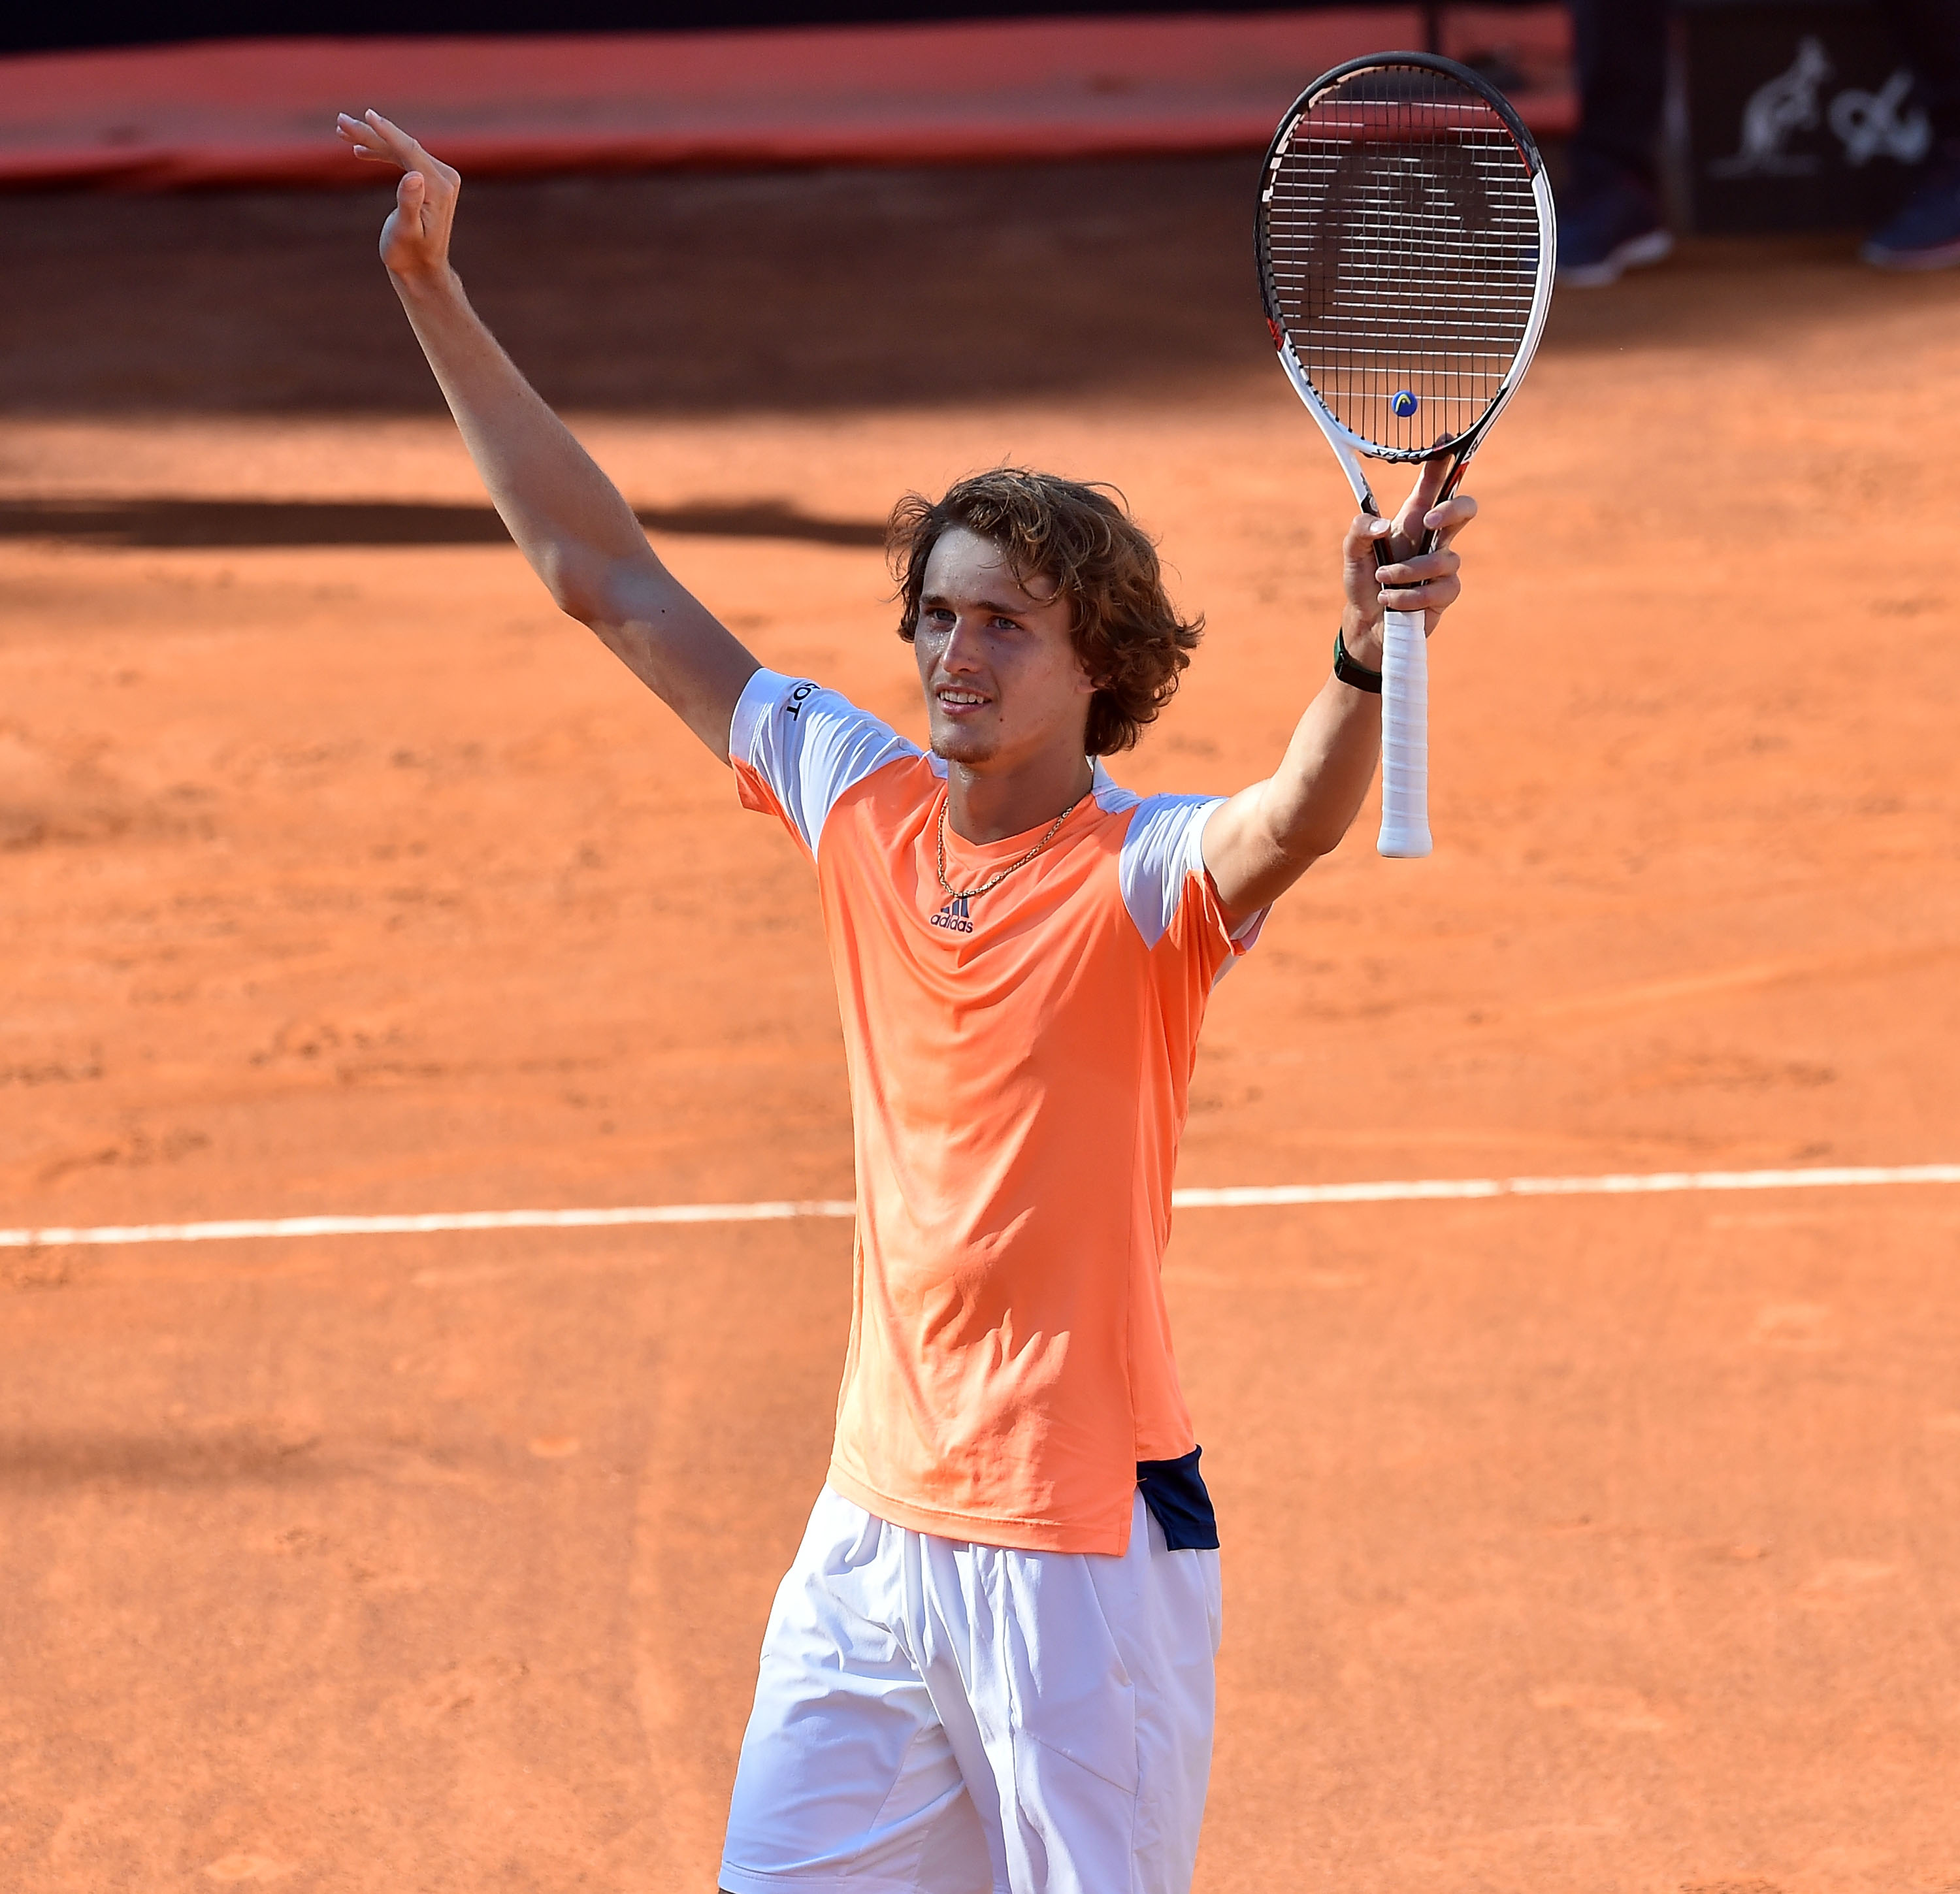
[328, 107, 759, 761]
[335, 110, 461, 286]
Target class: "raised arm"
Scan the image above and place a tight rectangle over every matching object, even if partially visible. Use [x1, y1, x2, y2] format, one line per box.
[1201, 457, 1476, 924]
[335, 109, 759, 759]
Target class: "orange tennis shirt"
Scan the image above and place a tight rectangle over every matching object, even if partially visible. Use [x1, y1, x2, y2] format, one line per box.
[732, 670, 1264, 1555]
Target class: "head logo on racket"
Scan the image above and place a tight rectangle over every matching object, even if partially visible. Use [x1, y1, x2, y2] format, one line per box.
[1255, 52, 1558, 858]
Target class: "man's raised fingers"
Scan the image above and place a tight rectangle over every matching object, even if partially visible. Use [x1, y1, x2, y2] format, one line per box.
[1374, 547, 1459, 589]
[1398, 446, 1457, 521]
[1380, 573, 1462, 613]
[360, 110, 456, 184]
[335, 112, 398, 163]
[1345, 512, 1394, 556]
[1424, 494, 1478, 546]
[361, 108, 419, 155]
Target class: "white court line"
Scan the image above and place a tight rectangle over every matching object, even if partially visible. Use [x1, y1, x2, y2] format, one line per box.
[1171, 1164, 1960, 1207]
[4, 1165, 1959, 1251]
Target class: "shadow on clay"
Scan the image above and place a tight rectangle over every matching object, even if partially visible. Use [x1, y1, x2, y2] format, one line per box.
[0, 496, 885, 550]
[0, 1428, 333, 1488]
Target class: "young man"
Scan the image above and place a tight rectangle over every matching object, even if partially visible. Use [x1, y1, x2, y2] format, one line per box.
[336, 110, 1476, 1894]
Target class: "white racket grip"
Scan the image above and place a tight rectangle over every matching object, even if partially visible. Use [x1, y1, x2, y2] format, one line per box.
[1377, 609, 1433, 858]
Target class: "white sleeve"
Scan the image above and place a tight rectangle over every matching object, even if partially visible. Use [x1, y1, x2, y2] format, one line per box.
[1118, 792, 1268, 958]
[729, 668, 919, 855]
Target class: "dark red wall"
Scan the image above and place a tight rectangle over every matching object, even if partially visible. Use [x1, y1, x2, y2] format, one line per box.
[4, 1, 1430, 59]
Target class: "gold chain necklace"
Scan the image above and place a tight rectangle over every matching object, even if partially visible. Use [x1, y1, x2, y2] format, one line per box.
[935, 786, 1088, 904]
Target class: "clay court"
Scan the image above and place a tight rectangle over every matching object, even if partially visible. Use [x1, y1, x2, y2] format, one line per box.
[3, 145, 1959, 1893]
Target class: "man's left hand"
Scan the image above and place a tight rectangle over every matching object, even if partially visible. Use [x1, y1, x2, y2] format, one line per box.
[1338, 459, 1478, 668]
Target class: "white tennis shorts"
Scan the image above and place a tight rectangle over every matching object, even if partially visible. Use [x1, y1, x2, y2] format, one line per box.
[719, 1484, 1222, 1894]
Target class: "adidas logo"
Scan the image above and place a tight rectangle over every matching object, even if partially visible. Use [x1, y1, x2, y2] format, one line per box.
[929, 894, 973, 935]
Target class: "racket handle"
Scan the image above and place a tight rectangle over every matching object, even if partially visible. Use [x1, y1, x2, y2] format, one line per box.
[1377, 608, 1433, 859]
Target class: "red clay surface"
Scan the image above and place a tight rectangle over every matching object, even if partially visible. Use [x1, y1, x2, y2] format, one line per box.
[2, 161, 1959, 1892]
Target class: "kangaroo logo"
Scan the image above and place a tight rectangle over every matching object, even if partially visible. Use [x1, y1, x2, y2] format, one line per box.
[929, 894, 973, 936]
[1712, 35, 1833, 177]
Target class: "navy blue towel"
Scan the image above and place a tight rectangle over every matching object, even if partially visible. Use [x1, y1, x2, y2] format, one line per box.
[1135, 1445, 1219, 1550]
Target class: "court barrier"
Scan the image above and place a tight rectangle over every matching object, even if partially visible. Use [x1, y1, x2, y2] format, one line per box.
[0, 8, 1573, 191]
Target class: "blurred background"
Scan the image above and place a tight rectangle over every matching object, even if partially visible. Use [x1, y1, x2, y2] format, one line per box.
[3, 2, 1955, 389]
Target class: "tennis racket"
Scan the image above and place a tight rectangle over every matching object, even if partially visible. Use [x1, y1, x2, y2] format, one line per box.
[1256, 52, 1556, 857]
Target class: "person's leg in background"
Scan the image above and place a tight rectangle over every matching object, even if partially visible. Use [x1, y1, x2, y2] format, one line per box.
[1560, 0, 1675, 286]
[1865, 0, 1960, 266]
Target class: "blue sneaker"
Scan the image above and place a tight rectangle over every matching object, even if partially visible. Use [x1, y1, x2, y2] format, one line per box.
[1862, 152, 1960, 270]
[1556, 174, 1673, 288]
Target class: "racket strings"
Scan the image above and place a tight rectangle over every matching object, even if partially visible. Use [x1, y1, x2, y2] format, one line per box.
[1262, 71, 1540, 455]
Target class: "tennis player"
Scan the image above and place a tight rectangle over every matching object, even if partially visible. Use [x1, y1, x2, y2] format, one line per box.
[338, 109, 1476, 1894]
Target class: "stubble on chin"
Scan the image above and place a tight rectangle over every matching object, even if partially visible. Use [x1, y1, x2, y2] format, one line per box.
[928, 720, 997, 766]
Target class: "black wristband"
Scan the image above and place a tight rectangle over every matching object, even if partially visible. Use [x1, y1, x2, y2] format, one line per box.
[1333, 628, 1383, 694]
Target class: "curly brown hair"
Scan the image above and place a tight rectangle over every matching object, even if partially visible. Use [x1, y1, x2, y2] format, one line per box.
[888, 468, 1203, 757]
